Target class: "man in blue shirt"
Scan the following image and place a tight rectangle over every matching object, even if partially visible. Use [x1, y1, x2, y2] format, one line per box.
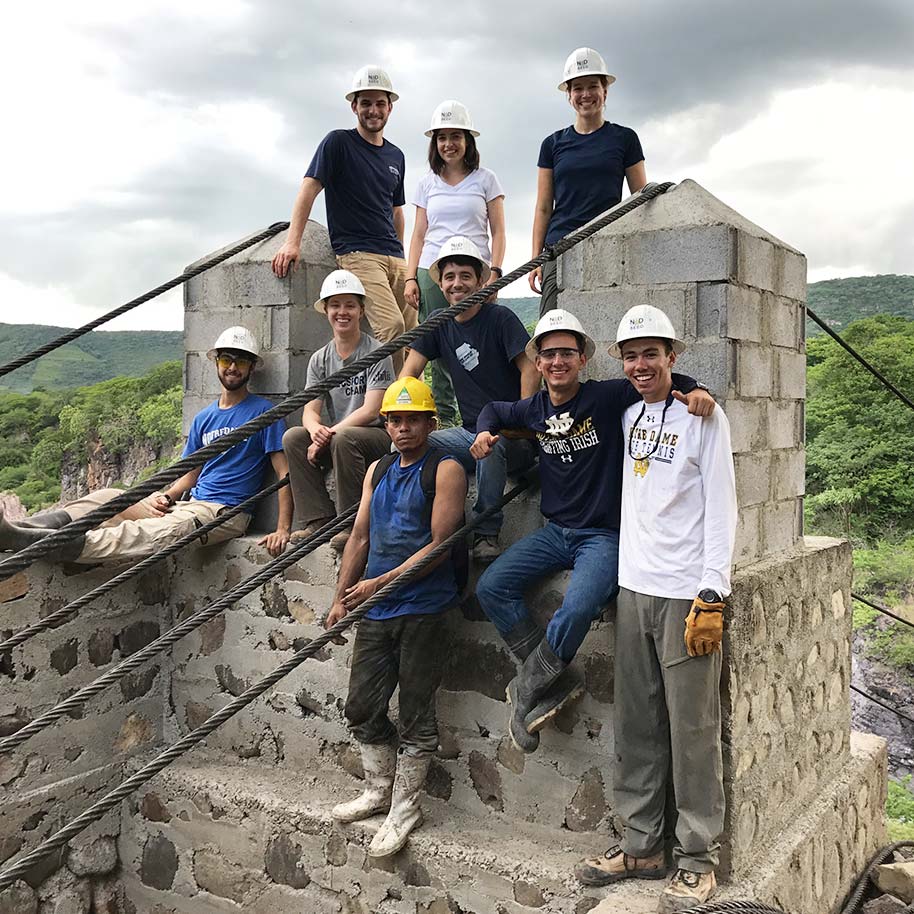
[271, 65, 415, 371]
[0, 327, 291, 563]
[400, 236, 539, 560]
[324, 377, 467, 858]
[470, 310, 712, 754]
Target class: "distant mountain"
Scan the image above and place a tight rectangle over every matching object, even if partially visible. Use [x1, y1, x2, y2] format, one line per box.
[501, 296, 538, 329]
[0, 324, 182, 393]
[806, 274, 914, 335]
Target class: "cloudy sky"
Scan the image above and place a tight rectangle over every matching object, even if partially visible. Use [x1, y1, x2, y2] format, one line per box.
[2, 0, 913, 331]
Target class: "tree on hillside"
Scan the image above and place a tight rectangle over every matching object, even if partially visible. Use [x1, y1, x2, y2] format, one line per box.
[806, 314, 914, 541]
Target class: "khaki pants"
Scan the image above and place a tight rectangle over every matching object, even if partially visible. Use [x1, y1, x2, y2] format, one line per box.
[283, 426, 391, 527]
[613, 587, 725, 873]
[336, 252, 415, 372]
[65, 489, 250, 564]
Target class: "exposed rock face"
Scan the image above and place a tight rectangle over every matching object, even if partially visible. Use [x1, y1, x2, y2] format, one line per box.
[60, 438, 165, 502]
[0, 492, 27, 522]
[852, 630, 914, 777]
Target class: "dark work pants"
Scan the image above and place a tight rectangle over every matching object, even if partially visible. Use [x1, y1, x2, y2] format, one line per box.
[345, 612, 449, 758]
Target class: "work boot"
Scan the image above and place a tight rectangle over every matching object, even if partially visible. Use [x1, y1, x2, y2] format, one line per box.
[330, 528, 351, 553]
[505, 639, 577, 754]
[658, 869, 717, 912]
[367, 753, 430, 857]
[16, 509, 71, 530]
[575, 844, 667, 886]
[471, 534, 501, 563]
[0, 512, 85, 561]
[331, 742, 397, 823]
[503, 619, 545, 752]
[289, 516, 335, 545]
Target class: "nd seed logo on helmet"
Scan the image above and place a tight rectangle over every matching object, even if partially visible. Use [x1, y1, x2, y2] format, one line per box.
[629, 317, 645, 330]
[367, 73, 381, 85]
[577, 59, 589, 71]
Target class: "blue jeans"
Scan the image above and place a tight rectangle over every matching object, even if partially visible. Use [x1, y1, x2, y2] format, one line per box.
[429, 427, 533, 537]
[476, 522, 620, 662]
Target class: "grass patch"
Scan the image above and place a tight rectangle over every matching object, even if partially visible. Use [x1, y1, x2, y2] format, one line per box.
[887, 777, 914, 841]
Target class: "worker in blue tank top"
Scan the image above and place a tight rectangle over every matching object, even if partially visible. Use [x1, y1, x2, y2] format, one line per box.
[324, 377, 467, 858]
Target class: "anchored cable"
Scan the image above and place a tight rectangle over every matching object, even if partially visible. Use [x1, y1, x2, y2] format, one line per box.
[0, 477, 533, 890]
[806, 306, 914, 413]
[678, 904, 788, 914]
[0, 476, 290, 655]
[0, 505, 359, 756]
[851, 684, 914, 726]
[840, 841, 914, 914]
[0, 181, 673, 583]
[0, 223, 290, 380]
[852, 592, 914, 631]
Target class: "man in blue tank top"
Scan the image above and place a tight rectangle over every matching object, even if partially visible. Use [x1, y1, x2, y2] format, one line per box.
[324, 377, 467, 858]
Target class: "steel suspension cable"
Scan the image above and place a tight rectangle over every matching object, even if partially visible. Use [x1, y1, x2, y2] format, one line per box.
[0, 181, 673, 583]
[0, 222, 289, 380]
[806, 307, 914, 412]
[0, 477, 533, 890]
[851, 684, 914, 726]
[840, 841, 914, 914]
[0, 505, 359, 756]
[0, 476, 289, 655]
[852, 592, 914, 631]
[679, 904, 788, 914]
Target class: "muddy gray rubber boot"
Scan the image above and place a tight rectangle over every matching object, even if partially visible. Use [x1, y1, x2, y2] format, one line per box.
[504, 619, 545, 752]
[368, 753, 430, 857]
[16, 509, 71, 530]
[0, 512, 84, 561]
[507, 639, 580, 753]
[331, 742, 397, 823]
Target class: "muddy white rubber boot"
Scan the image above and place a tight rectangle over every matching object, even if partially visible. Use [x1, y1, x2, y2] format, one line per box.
[367, 753, 430, 857]
[331, 743, 396, 823]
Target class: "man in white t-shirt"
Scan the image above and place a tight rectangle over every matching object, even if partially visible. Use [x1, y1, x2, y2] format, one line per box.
[283, 270, 395, 552]
[574, 306, 736, 912]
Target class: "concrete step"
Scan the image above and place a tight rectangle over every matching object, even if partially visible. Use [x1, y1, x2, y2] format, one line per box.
[118, 750, 669, 914]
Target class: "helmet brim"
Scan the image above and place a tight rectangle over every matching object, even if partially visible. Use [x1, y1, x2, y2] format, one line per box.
[424, 126, 480, 138]
[313, 293, 372, 314]
[558, 72, 616, 91]
[346, 90, 400, 102]
[428, 259, 491, 287]
[607, 338, 687, 359]
[206, 348, 262, 366]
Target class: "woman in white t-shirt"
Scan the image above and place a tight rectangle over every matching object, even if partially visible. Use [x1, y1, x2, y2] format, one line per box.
[405, 100, 506, 425]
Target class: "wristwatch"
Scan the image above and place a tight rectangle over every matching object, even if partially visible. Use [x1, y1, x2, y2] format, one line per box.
[698, 588, 721, 603]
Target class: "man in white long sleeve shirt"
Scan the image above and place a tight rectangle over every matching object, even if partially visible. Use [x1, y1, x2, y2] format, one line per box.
[575, 306, 736, 913]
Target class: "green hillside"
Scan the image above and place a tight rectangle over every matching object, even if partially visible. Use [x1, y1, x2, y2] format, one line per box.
[0, 324, 181, 393]
[806, 274, 914, 335]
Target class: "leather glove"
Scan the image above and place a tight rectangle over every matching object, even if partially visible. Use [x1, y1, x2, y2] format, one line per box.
[684, 595, 725, 657]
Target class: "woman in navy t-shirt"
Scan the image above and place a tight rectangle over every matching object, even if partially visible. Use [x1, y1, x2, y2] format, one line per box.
[529, 48, 646, 316]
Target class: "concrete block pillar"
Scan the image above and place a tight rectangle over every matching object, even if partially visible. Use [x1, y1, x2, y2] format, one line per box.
[182, 222, 336, 529]
[559, 179, 806, 568]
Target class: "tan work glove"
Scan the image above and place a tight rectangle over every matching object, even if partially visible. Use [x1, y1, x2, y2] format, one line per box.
[684, 595, 725, 657]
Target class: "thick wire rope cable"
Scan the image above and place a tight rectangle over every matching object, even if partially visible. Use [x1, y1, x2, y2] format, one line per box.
[0, 478, 532, 889]
[0, 223, 289, 379]
[852, 592, 914, 631]
[0, 182, 674, 583]
[850, 684, 914, 726]
[840, 841, 914, 914]
[806, 306, 914, 412]
[0, 476, 289, 654]
[677, 904, 788, 914]
[0, 505, 360, 755]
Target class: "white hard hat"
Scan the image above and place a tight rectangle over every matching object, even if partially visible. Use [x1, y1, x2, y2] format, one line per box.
[557, 47, 616, 92]
[525, 309, 596, 362]
[346, 65, 399, 102]
[609, 305, 686, 358]
[314, 269, 371, 314]
[424, 99, 479, 138]
[428, 236, 491, 286]
[206, 326, 261, 364]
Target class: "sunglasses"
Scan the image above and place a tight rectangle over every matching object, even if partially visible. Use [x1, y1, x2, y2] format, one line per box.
[537, 347, 582, 361]
[216, 354, 254, 370]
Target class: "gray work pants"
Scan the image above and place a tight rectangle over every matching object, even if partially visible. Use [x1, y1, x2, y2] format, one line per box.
[613, 588, 725, 873]
[538, 258, 560, 316]
[283, 426, 390, 527]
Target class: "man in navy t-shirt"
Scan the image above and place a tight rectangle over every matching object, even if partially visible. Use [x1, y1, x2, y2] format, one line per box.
[470, 310, 712, 754]
[0, 327, 291, 564]
[271, 65, 415, 371]
[400, 236, 540, 560]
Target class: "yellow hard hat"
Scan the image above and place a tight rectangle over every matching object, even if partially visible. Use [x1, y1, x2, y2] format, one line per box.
[380, 378, 437, 415]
